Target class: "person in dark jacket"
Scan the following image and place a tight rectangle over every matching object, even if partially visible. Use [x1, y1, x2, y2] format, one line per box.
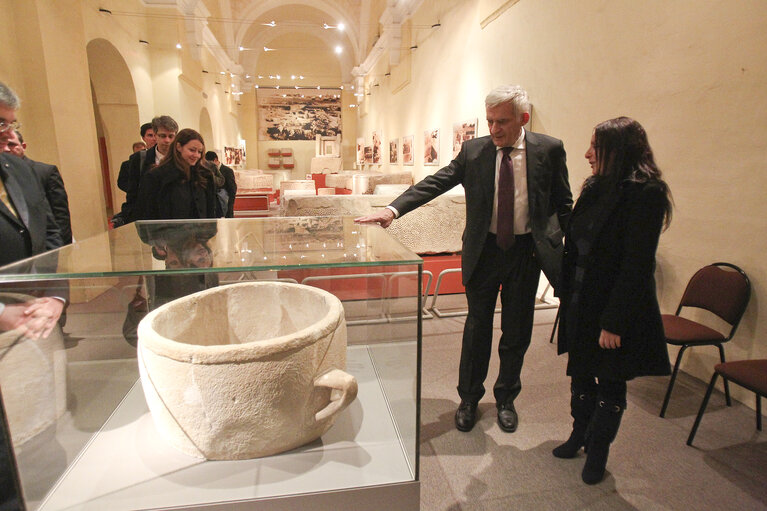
[5, 129, 73, 244]
[134, 128, 216, 221]
[553, 117, 673, 485]
[204, 150, 237, 218]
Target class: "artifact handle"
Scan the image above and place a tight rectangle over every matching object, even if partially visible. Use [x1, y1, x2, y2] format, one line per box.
[313, 369, 358, 422]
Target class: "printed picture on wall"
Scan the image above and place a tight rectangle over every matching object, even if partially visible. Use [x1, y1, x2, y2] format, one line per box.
[389, 138, 399, 164]
[424, 129, 439, 165]
[257, 88, 341, 141]
[452, 119, 477, 158]
[402, 135, 414, 165]
[372, 131, 382, 164]
[224, 146, 244, 166]
[364, 146, 373, 164]
[356, 137, 365, 165]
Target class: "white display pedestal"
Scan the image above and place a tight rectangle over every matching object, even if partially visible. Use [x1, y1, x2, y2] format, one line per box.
[37, 346, 418, 511]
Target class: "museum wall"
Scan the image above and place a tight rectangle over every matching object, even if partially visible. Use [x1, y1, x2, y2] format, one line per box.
[0, 0, 245, 238]
[356, 0, 767, 409]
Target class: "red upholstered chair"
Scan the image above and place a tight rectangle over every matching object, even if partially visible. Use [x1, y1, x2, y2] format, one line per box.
[686, 359, 767, 446]
[659, 263, 751, 417]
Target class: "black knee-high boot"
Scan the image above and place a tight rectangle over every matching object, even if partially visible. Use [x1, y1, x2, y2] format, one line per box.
[581, 398, 624, 485]
[553, 379, 596, 458]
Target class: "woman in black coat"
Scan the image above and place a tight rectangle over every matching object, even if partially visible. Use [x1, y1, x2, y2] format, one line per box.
[553, 117, 673, 485]
[134, 128, 216, 221]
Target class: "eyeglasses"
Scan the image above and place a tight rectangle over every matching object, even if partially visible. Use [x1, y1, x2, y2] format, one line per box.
[0, 120, 21, 133]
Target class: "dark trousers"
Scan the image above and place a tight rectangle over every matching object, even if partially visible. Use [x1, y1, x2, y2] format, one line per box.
[458, 233, 540, 405]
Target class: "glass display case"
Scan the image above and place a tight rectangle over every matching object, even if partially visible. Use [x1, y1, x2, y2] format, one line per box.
[0, 217, 422, 511]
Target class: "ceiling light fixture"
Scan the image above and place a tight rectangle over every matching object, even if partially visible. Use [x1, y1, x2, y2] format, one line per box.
[264, 46, 275, 52]
[338, 23, 345, 32]
[176, 43, 182, 49]
[262, 20, 276, 27]
[334, 45, 343, 54]
[239, 46, 244, 51]
[139, 39, 149, 45]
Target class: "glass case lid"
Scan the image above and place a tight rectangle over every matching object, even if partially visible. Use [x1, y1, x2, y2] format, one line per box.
[0, 216, 422, 280]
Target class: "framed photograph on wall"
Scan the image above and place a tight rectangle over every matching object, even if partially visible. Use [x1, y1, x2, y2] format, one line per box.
[402, 135, 414, 165]
[389, 138, 399, 164]
[356, 137, 364, 165]
[452, 119, 477, 158]
[364, 146, 373, 164]
[372, 131, 382, 164]
[424, 129, 439, 165]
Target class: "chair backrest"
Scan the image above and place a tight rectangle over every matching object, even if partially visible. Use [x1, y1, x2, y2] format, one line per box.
[678, 262, 751, 335]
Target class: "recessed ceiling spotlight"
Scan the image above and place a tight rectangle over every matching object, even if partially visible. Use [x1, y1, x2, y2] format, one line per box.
[264, 46, 275, 52]
[291, 75, 296, 80]
[334, 45, 343, 54]
[239, 46, 244, 51]
[276, 74, 281, 79]
[176, 43, 182, 49]
[338, 23, 345, 32]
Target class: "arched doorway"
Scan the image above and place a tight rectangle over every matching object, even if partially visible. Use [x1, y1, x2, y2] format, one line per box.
[86, 38, 139, 219]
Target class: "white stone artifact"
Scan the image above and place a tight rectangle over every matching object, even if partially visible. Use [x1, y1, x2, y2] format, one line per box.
[137, 281, 357, 460]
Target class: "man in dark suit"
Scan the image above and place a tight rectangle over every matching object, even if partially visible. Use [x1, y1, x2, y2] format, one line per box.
[0, 82, 65, 339]
[5, 129, 72, 244]
[114, 115, 177, 225]
[204, 151, 237, 218]
[356, 85, 573, 433]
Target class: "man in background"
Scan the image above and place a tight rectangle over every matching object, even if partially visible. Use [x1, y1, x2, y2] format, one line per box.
[140, 122, 155, 149]
[205, 150, 237, 218]
[132, 141, 146, 153]
[5, 129, 72, 244]
[114, 115, 178, 225]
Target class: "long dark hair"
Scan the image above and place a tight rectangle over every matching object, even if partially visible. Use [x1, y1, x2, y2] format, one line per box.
[588, 116, 673, 229]
[159, 128, 210, 189]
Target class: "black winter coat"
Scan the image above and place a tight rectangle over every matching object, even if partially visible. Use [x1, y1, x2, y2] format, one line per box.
[134, 162, 217, 221]
[557, 179, 671, 380]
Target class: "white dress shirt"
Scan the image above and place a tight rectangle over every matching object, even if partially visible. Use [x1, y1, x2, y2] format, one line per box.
[490, 128, 530, 235]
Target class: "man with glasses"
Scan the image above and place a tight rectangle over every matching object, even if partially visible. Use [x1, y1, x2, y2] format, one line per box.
[0, 81, 64, 337]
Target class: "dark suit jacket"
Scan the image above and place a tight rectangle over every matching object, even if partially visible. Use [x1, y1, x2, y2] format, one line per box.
[390, 132, 573, 288]
[0, 154, 62, 267]
[219, 164, 237, 218]
[27, 159, 72, 244]
[558, 180, 670, 380]
[117, 147, 158, 222]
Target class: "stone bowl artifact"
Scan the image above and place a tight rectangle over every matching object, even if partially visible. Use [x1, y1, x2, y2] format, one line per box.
[137, 281, 357, 460]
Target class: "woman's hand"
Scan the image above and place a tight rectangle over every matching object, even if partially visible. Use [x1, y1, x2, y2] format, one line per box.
[599, 329, 621, 349]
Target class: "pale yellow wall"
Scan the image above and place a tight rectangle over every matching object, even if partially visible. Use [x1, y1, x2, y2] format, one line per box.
[358, 0, 767, 409]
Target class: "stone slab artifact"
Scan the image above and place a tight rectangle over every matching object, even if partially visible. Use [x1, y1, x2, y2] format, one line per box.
[137, 282, 357, 460]
[281, 190, 466, 254]
[0, 293, 67, 446]
[234, 169, 273, 190]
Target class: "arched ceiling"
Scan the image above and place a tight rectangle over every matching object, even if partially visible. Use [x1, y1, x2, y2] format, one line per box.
[196, 0, 362, 90]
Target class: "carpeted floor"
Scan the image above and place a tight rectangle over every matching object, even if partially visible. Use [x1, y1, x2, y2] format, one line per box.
[419, 307, 767, 510]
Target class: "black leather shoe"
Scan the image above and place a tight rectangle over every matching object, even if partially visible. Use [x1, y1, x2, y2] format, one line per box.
[497, 402, 518, 432]
[455, 401, 478, 432]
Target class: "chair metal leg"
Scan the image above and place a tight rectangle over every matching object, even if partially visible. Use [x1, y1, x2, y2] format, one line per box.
[757, 395, 762, 431]
[549, 308, 560, 344]
[687, 373, 719, 446]
[716, 344, 732, 406]
[660, 345, 688, 417]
